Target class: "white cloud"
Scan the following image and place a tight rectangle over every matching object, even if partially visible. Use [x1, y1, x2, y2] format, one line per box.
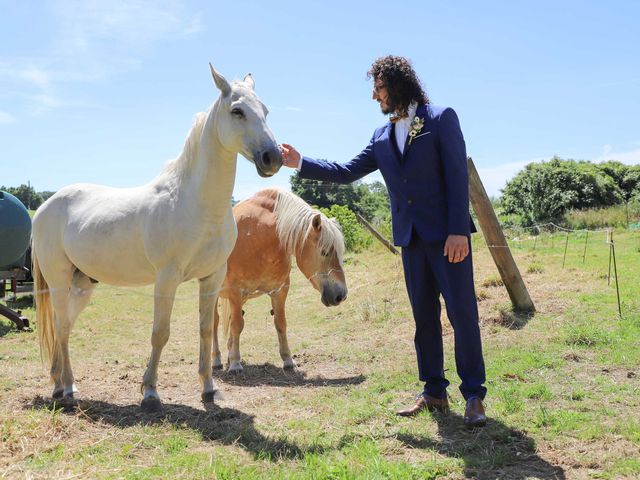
[593, 145, 640, 165]
[0, 111, 16, 124]
[53, 0, 203, 57]
[476, 158, 543, 197]
[1, 1, 203, 117]
[476, 145, 640, 198]
[183, 14, 204, 35]
[29, 94, 63, 116]
[19, 66, 51, 90]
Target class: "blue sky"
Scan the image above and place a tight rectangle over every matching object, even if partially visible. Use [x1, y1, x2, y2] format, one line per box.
[1, 1, 639, 201]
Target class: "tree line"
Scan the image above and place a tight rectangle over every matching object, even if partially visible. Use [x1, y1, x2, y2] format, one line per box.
[0, 184, 55, 210]
[4, 156, 637, 247]
[499, 158, 640, 227]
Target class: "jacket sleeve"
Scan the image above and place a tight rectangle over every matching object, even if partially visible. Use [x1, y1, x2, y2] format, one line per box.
[438, 108, 471, 236]
[299, 135, 379, 184]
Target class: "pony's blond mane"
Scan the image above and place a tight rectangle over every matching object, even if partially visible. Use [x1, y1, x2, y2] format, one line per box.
[273, 189, 345, 262]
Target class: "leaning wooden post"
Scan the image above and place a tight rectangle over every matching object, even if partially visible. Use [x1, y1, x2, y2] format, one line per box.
[467, 157, 535, 312]
[355, 212, 399, 255]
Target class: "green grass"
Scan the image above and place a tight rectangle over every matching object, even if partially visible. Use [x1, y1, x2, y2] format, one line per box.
[1, 230, 639, 478]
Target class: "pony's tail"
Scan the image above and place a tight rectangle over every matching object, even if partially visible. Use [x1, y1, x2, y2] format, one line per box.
[33, 249, 56, 367]
[220, 297, 232, 339]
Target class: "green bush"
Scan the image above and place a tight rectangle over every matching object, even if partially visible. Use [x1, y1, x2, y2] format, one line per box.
[500, 157, 623, 226]
[319, 204, 372, 252]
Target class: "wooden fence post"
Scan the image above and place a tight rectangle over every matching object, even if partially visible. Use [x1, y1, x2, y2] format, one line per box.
[467, 157, 536, 313]
[355, 212, 399, 255]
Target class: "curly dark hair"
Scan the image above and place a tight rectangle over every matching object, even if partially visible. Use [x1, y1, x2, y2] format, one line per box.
[367, 55, 428, 117]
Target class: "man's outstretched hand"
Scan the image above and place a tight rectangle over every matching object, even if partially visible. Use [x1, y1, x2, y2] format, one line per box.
[280, 143, 301, 168]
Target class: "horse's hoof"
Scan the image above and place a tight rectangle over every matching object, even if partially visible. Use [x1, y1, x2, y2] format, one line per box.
[58, 394, 78, 409]
[212, 362, 224, 371]
[141, 397, 163, 412]
[201, 390, 216, 403]
[227, 367, 243, 375]
[227, 360, 243, 374]
[283, 359, 297, 370]
[52, 389, 64, 400]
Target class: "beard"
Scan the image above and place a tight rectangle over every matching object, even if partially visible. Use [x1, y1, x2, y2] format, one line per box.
[378, 98, 396, 115]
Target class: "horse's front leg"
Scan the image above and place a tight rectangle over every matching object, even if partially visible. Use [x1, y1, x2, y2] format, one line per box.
[270, 285, 296, 370]
[199, 267, 226, 403]
[141, 268, 181, 411]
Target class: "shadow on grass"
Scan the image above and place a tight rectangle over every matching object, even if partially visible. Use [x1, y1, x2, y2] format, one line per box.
[489, 308, 536, 331]
[397, 410, 565, 479]
[27, 396, 324, 461]
[213, 362, 366, 388]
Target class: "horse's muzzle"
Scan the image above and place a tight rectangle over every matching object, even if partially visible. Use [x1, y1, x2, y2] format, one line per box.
[321, 284, 348, 307]
[254, 147, 282, 177]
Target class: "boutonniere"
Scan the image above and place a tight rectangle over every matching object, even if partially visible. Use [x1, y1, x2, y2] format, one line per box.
[407, 116, 425, 145]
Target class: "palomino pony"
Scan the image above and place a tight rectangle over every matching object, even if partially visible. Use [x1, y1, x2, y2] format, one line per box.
[31, 65, 282, 410]
[213, 188, 347, 373]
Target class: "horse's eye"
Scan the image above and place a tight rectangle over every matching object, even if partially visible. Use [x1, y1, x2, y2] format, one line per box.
[321, 250, 329, 257]
[231, 108, 245, 118]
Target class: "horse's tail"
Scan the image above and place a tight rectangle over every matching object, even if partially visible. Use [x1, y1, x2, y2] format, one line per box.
[220, 297, 232, 339]
[33, 249, 56, 367]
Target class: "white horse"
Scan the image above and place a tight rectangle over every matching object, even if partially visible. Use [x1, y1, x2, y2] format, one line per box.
[31, 64, 282, 410]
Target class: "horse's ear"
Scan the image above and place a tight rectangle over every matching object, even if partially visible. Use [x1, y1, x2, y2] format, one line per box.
[209, 63, 231, 97]
[312, 213, 322, 231]
[243, 73, 255, 90]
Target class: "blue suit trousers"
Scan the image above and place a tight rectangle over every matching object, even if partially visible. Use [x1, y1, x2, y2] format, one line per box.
[401, 232, 487, 400]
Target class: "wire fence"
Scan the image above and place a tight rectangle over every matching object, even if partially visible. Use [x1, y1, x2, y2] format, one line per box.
[3, 219, 638, 333]
[474, 222, 640, 318]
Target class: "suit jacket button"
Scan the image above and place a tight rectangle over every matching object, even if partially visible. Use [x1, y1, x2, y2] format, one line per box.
[407, 199, 413, 205]
[403, 178, 408, 183]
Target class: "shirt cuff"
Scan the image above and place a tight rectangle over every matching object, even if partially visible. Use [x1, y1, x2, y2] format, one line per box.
[295, 155, 303, 171]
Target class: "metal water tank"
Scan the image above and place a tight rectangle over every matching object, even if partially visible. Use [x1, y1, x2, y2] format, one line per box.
[0, 191, 32, 270]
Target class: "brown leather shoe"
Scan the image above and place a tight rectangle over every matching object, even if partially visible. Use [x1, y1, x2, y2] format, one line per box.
[397, 395, 449, 417]
[464, 397, 487, 428]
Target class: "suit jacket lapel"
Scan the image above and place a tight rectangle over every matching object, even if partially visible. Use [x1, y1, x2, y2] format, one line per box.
[388, 122, 402, 164]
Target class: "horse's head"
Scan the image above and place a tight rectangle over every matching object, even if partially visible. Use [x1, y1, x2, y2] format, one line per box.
[209, 64, 282, 177]
[296, 213, 348, 307]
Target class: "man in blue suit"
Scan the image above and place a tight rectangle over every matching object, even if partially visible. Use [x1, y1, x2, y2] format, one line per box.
[280, 55, 487, 428]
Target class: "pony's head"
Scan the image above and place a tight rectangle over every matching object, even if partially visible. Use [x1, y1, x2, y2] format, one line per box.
[209, 63, 282, 177]
[296, 213, 348, 307]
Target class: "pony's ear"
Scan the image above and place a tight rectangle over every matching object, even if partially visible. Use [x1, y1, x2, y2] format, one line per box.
[312, 213, 322, 231]
[243, 73, 255, 90]
[209, 63, 231, 97]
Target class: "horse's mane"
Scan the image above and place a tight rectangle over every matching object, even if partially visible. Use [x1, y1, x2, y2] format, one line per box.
[159, 110, 209, 179]
[273, 189, 345, 262]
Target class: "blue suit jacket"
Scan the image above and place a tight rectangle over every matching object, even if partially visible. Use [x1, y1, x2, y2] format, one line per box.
[300, 104, 474, 247]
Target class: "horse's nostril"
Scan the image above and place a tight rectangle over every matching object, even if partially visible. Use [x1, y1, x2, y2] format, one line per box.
[335, 295, 343, 303]
[262, 151, 272, 166]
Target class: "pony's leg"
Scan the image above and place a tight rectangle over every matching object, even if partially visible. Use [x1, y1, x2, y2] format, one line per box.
[270, 285, 296, 369]
[212, 298, 223, 369]
[198, 267, 226, 402]
[226, 293, 244, 373]
[141, 268, 181, 410]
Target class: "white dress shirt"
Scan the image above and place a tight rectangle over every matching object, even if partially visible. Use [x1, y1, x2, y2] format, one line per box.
[393, 102, 418, 154]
